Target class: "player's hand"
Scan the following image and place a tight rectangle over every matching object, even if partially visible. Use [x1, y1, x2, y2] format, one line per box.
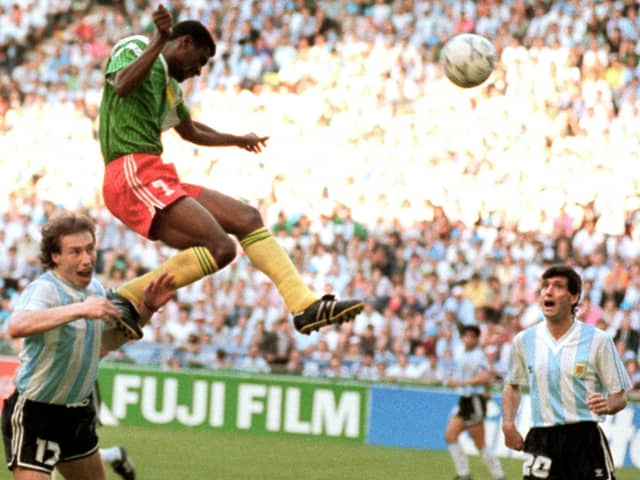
[141, 273, 176, 312]
[82, 296, 122, 321]
[502, 422, 524, 451]
[153, 4, 173, 39]
[446, 379, 461, 388]
[586, 392, 609, 415]
[238, 133, 269, 153]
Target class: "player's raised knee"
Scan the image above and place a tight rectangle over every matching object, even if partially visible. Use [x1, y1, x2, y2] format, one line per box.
[237, 204, 264, 231]
[207, 238, 237, 268]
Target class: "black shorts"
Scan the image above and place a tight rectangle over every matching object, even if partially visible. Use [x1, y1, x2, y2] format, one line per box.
[454, 394, 487, 426]
[523, 421, 615, 480]
[1, 390, 99, 474]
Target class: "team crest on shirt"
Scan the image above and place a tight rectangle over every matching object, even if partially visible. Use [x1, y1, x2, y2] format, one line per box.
[574, 362, 586, 377]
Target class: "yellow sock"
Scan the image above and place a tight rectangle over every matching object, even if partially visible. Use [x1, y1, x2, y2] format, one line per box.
[115, 246, 218, 309]
[241, 228, 317, 313]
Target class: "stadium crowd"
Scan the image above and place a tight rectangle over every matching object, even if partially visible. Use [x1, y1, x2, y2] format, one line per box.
[1, 0, 640, 398]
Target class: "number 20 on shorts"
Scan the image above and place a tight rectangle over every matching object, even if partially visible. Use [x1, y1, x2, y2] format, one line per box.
[522, 453, 552, 479]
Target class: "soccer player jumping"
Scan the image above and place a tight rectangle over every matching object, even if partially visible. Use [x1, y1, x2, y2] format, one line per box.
[502, 264, 631, 480]
[98, 4, 363, 337]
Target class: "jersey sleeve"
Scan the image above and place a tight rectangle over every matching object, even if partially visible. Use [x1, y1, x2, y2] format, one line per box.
[105, 37, 150, 78]
[504, 332, 528, 386]
[595, 333, 632, 394]
[14, 281, 59, 311]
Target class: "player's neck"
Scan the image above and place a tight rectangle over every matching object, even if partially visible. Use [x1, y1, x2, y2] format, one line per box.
[545, 316, 574, 340]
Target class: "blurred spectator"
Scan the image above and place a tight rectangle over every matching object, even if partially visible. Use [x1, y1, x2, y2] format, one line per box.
[262, 317, 294, 369]
[324, 353, 352, 379]
[354, 351, 380, 381]
[625, 353, 640, 401]
[212, 348, 232, 370]
[576, 295, 602, 326]
[235, 342, 270, 374]
[284, 348, 304, 375]
[352, 298, 385, 335]
[164, 304, 197, 345]
[385, 352, 426, 382]
[614, 314, 640, 356]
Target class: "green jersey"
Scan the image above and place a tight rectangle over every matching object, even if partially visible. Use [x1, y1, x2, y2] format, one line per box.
[99, 35, 191, 164]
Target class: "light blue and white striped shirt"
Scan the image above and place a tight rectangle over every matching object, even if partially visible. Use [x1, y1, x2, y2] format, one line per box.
[506, 320, 631, 427]
[453, 346, 489, 396]
[13, 271, 106, 405]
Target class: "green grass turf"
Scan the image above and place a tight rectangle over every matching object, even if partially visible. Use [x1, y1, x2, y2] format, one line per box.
[2, 425, 635, 480]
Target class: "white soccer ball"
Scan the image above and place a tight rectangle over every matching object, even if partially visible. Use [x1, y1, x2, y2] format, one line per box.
[441, 33, 497, 88]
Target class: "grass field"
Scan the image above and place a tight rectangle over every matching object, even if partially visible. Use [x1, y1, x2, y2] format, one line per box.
[1, 425, 636, 479]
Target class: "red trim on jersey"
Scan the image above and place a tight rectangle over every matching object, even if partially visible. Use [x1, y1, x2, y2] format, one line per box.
[102, 154, 204, 239]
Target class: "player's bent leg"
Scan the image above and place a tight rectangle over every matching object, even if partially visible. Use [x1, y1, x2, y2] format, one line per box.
[55, 451, 105, 480]
[445, 415, 466, 444]
[190, 187, 264, 237]
[468, 423, 504, 480]
[446, 414, 473, 479]
[239, 228, 363, 333]
[110, 196, 229, 323]
[11, 466, 52, 480]
[194, 187, 365, 334]
[467, 422, 486, 450]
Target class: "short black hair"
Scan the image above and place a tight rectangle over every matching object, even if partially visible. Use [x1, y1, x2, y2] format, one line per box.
[460, 324, 481, 337]
[541, 264, 582, 314]
[170, 20, 216, 56]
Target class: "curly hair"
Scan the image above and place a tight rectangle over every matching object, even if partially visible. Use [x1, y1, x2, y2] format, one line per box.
[39, 211, 96, 270]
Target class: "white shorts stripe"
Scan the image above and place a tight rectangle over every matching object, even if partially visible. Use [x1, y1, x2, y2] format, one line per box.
[9, 395, 24, 465]
[9, 395, 46, 472]
[123, 154, 165, 212]
[598, 426, 615, 480]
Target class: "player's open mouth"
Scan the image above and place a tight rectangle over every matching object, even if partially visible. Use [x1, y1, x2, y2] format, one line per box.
[543, 300, 555, 308]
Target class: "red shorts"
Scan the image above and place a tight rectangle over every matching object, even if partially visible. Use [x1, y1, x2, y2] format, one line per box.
[102, 154, 203, 239]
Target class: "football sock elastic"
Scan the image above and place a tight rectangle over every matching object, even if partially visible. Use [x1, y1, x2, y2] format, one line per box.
[240, 227, 317, 313]
[115, 246, 218, 310]
[480, 447, 504, 479]
[447, 442, 470, 476]
[99, 447, 121, 463]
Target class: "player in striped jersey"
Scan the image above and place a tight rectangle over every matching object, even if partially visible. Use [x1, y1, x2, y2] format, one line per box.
[502, 264, 631, 480]
[1, 211, 175, 479]
[98, 4, 363, 336]
[444, 324, 505, 480]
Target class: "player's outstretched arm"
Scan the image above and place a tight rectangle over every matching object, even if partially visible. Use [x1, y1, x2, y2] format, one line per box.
[502, 383, 524, 451]
[7, 297, 121, 338]
[175, 120, 269, 153]
[111, 4, 172, 97]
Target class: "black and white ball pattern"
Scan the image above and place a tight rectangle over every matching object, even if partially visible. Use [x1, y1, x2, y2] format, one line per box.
[441, 34, 497, 88]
